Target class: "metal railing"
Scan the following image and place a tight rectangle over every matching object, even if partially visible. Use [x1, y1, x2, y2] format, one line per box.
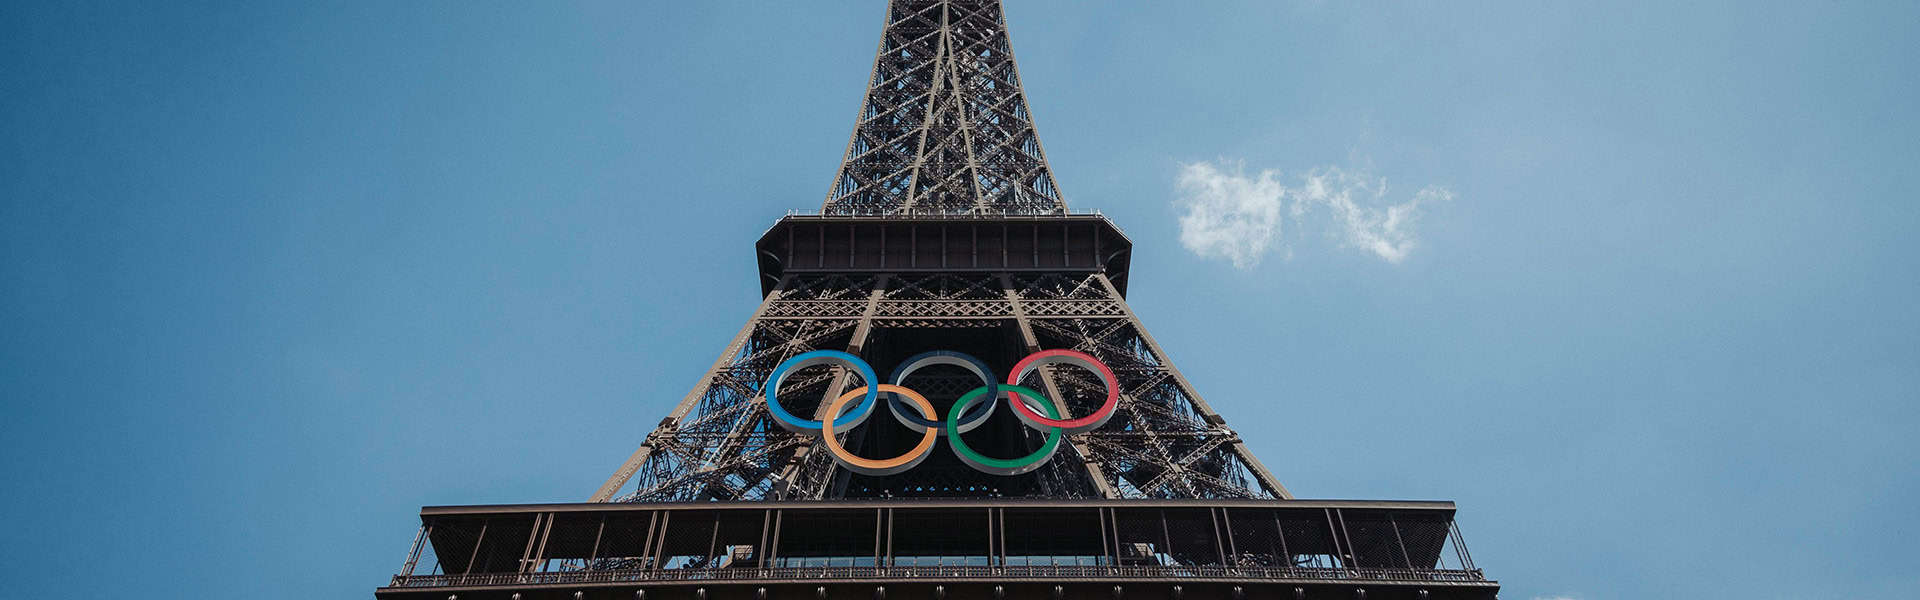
[389, 564, 1486, 589]
[756, 207, 1130, 240]
[784, 208, 1107, 219]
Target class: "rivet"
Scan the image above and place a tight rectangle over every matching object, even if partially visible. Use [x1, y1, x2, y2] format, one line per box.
[1232, 586, 1245, 600]
[875, 586, 887, 600]
[1293, 587, 1306, 600]
[934, 586, 946, 600]
[818, 586, 830, 600]
[758, 588, 769, 600]
[993, 585, 1006, 599]
[1171, 585, 1182, 600]
[697, 588, 708, 600]
[1113, 585, 1124, 599]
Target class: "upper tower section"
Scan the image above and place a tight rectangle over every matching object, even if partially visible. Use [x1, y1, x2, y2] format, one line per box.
[823, 0, 1066, 216]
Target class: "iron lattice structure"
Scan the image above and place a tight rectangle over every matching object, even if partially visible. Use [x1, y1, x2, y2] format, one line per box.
[823, 0, 1064, 216]
[377, 3, 1500, 597]
[590, 0, 1288, 505]
[593, 270, 1290, 503]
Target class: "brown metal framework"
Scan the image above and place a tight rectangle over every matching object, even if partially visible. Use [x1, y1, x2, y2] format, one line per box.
[379, 499, 1494, 600]
[823, 0, 1064, 215]
[591, 0, 1290, 500]
[376, 1, 1499, 598]
[592, 230, 1291, 503]
[589, 0, 1290, 503]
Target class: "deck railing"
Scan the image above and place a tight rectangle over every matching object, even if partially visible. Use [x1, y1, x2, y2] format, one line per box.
[389, 564, 1487, 589]
[784, 208, 1107, 218]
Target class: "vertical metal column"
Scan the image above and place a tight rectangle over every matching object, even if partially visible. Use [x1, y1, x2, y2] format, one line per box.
[530, 512, 555, 574]
[1389, 512, 1413, 569]
[650, 512, 673, 569]
[769, 510, 785, 567]
[1321, 510, 1344, 570]
[884, 508, 896, 568]
[757, 509, 773, 569]
[1158, 510, 1173, 565]
[1095, 507, 1111, 567]
[465, 519, 489, 575]
[984, 507, 996, 568]
[873, 509, 884, 566]
[998, 507, 1013, 565]
[706, 513, 721, 567]
[1272, 511, 1291, 568]
[1219, 509, 1239, 567]
[588, 516, 606, 565]
[1450, 521, 1477, 571]
[1334, 509, 1358, 570]
[400, 523, 430, 577]
[1209, 508, 1228, 565]
[640, 511, 659, 570]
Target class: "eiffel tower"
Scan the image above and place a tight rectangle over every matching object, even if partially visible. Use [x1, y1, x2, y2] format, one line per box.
[377, 2, 1498, 599]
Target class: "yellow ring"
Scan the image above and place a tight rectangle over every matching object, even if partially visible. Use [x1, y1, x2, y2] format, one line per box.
[821, 384, 938, 475]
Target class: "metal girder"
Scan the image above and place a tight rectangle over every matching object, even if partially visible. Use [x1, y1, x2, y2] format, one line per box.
[375, 5, 1506, 600]
[590, 1, 1289, 504]
[595, 271, 1291, 503]
[380, 500, 1497, 600]
[825, 0, 1064, 216]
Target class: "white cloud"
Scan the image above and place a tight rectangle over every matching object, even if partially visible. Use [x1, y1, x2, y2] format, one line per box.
[1175, 161, 1285, 269]
[1173, 160, 1450, 268]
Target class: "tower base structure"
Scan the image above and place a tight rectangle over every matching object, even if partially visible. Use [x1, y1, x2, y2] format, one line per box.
[378, 499, 1496, 600]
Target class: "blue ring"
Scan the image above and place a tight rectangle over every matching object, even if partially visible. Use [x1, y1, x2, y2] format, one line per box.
[886, 350, 997, 431]
[764, 350, 880, 433]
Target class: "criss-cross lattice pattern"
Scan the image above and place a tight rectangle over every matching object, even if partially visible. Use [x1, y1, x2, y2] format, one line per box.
[1025, 315, 1275, 500]
[823, 0, 1066, 216]
[620, 317, 864, 503]
[590, 1, 1288, 506]
[600, 272, 1289, 503]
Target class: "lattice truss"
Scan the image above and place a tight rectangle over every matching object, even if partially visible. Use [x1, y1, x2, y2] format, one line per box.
[618, 315, 859, 503]
[605, 272, 1289, 503]
[823, 0, 1065, 216]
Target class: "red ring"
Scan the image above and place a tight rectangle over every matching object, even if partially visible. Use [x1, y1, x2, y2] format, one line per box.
[1004, 349, 1120, 433]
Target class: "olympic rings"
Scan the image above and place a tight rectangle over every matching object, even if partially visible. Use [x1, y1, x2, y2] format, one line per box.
[764, 350, 879, 433]
[762, 349, 1114, 476]
[1005, 349, 1121, 434]
[887, 350, 996, 433]
[946, 384, 1062, 476]
[823, 384, 938, 476]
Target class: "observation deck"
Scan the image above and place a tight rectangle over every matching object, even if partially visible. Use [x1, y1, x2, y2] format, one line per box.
[378, 499, 1497, 600]
[753, 212, 1133, 298]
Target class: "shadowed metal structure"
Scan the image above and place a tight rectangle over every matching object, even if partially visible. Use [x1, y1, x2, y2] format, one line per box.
[823, 0, 1063, 216]
[377, 2, 1498, 598]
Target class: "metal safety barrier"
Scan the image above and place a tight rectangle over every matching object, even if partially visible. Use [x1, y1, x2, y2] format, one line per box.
[391, 564, 1486, 588]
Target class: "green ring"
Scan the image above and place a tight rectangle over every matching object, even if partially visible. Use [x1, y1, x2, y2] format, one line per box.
[945, 384, 1063, 475]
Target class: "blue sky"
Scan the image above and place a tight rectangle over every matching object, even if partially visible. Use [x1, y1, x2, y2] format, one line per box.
[3, 2, 1915, 598]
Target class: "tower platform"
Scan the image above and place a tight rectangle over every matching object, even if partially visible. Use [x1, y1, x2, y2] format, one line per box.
[379, 499, 1495, 600]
